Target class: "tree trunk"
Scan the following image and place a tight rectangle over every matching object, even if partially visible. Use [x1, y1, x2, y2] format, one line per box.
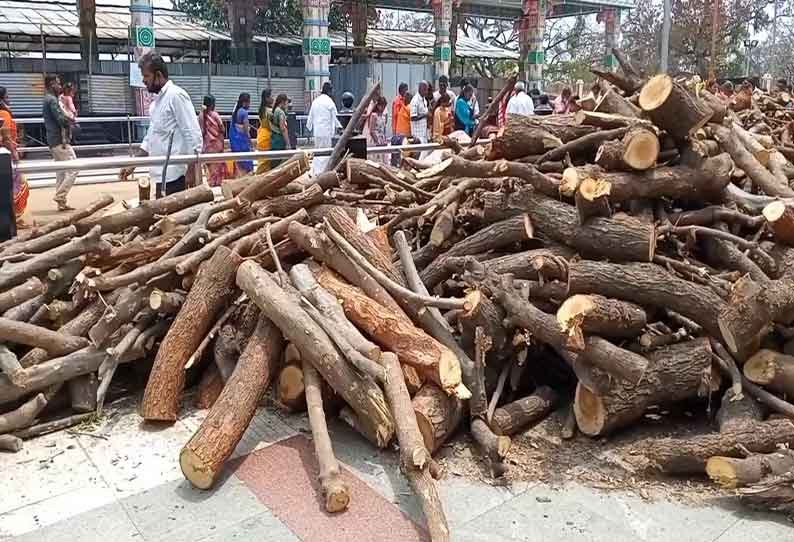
[180, 316, 282, 489]
[594, 125, 660, 171]
[2, 225, 77, 257]
[195, 364, 224, 409]
[639, 75, 712, 141]
[0, 278, 45, 314]
[236, 261, 394, 447]
[574, 110, 653, 130]
[574, 339, 713, 437]
[763, 201, 794, 246]
[557, 294, 647, 348]
[595, 87, 641, 118]
[141, 246, 243, 422]
[491, 386, 558, 436]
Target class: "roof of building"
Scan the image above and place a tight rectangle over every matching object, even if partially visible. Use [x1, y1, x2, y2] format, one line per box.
[255, 29, 519, 61]
[0, 0, 518, 60]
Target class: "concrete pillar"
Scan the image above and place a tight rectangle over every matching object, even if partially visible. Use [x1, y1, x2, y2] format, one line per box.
[432, 0, 453, 79]
[520, 0, 547, 91]
[129, 0, 154, 115]
[227, 0, 257, 64]
[601, 8, 620, 72]
[349, 0, 368, 65]
[77, 0, 98, 70]
[302, 0, 331, 108]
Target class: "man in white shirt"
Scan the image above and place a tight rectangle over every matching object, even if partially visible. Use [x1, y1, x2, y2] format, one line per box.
[506, 82, 535, 116]
[410, 81, 429, 144]
[306, 82, 342, 175]
[433, 75, 456, 103]
[120, 53, 202, 197]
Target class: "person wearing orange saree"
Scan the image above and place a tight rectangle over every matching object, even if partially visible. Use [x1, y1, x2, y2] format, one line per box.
[0, 87, 31, 226]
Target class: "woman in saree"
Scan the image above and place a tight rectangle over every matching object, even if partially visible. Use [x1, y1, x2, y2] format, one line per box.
[0, 87, 31, 227]
[269, 94, 290, 168]
[197, 95, 227, 186]
[230, 93, 253, 176]
[255, 89, 273, 174]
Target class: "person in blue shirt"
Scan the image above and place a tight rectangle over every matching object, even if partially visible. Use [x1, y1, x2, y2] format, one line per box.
[454, 84, 476, 136]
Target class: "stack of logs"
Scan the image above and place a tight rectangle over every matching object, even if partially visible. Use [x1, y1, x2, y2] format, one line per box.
[6, 51, 794, 535]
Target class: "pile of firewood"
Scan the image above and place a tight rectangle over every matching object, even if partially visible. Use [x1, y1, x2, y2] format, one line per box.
[7, 52, 794, 536]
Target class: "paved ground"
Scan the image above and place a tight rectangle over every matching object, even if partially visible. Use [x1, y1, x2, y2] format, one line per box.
[2, 185, 792, 541]
[24, 182, 138, 225]
[1, 399, 791, 542]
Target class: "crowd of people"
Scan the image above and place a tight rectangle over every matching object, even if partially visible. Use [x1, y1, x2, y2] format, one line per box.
[0, 52, 611, 228]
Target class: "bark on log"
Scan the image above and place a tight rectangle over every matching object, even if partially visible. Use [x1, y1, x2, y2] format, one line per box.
[0, 346, 24, 387]
[195, 365, 224, 409]
[573, 111, 652, 130]
[538, 127, 630, 165]
[430, 156, 559, 197]
[288, 222, 410, 321]
[68, 373, 97, 413]
[2, 225, 77, 257]
[574, 339, 713, 437]
[712, 123, 794, 198]
[567, 260, 727, 340]
[715, 387, 763, 434]
[557, 294, 647, 348]
[0, 227, 109, 290]
[639, 75, 712, 141]
[491, 386, 558, 436]
[236, 261, 394, 447]
[595, 87, 641, 118]
[411, 384, 463, 454]
[641, 419, 794, 474]
[708, 449, 794, 489]
[140, 246, 243, 422]
[0, 317, 90, 355]
[254, 184, 325, 219]
[313, 265, 462, 395]
[12, 412, 93, 439]
[744, 349, 794, 397]
[301, 358, 350, 513]
[149, 290, 185, 314]
[489, 115, 563, 160]
[594, 125, 660, 171]
[481, 185, 656, 262]
[0, 434, 22, 451]
[0, 277, 45, 314]
[237, 152, 310, 204]
[381, 352, 450, 542]
[763, 201, 794, 246]
[88, 286, 150, 347]
[180, 317, 282, 489]
[0, 393, 46, 434]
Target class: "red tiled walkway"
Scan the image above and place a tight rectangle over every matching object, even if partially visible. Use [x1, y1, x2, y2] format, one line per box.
[234, 435, 427, 542]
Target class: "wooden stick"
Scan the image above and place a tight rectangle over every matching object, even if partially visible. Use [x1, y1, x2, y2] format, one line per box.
[0, 317, 90, 355]
[470, 75, 516, 144]
[13, 413, 93, 439]
[324, 82, 381, 173]
[302, 357, 351, 513]
[0, 393, 47, 434]
[381, 352, 449, 542]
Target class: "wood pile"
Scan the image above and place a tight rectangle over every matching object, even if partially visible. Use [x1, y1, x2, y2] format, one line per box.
[6, 52, 794, 534]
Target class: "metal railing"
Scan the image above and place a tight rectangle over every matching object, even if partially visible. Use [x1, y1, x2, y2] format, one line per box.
[15, 142, 444, 176]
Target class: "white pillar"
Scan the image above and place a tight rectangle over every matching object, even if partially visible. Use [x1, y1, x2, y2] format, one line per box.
[601, 8, 620, 72]
[520, 0, 547, 91]
[302, 0, 331, 108]
[432, 0, 452, 79]
[129, 0, 154, 114]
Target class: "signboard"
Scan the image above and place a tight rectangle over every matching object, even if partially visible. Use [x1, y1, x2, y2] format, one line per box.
[129, 62, 144, 88]
[132, 25, 155, 49]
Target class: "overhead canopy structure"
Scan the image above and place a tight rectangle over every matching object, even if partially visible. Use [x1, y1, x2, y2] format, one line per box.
[373, 0, 635, 20]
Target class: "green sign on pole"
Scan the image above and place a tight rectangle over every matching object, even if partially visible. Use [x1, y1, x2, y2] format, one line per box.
[134, 26, 155, 48]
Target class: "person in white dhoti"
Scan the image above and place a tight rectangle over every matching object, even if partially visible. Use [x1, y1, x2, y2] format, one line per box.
[307, 82, 342, 175]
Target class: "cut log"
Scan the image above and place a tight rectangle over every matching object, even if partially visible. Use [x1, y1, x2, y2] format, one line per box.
[381, 352, 450, 542]
[430, 201, 458, 248]
[639, 75, 712, 141]
[88, 286, 150, 347]
[149, 290, 185, 314]
[313, 265, 462, 396]
[140, 246, 243, 422]
[489, 115, 563, 160]
[277, 363, 305, 412]
[594, 125, 660, 171]
[254, 184, 325, 219]
[2, 225, 77, 257]
[301, 357, 350, 513]
[641, 419, 794, 474]
[237, 152, 310, 204]
[557, 294, 647, 348]
[195, 365, 224, 409]
[0, 277, 45, 314]
[180, 316, 283, 490]
[594, 87, 641, 118]
[0, 317, 90, 356]
[491, 386, 558, 436]
[12, 412, 93, 439]
[236, 261, 394, 447]
[744, 349, 794, 397]
[763, 201, 794, 246]
[715, 388, 764, 434]
[0, 345, 24, 387]
[574, 339, 713, 437]
[0, 227, 110, 290]
[708, 450, 794, 489]
[0, 434, 22, 452]
[411, 384, 463, 454]
[427, 156, 560, 197]
[567, 260, 726, 340]
[0, 393, 47, 434]
[573, 110, 652, 130]
[712, 124, 794, 198]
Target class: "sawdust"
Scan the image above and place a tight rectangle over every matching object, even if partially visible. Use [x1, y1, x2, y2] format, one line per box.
[435, 406, 734, 506]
